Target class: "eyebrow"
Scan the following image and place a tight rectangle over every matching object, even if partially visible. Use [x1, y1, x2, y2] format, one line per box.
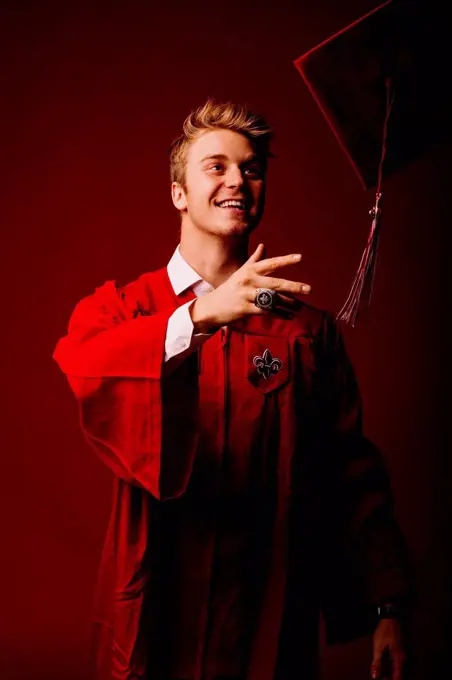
[200, 153, 260, 164]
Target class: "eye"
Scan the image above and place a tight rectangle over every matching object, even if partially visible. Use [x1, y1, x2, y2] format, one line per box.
[207, 163, 224, 173]
[244, 165, 263, 178]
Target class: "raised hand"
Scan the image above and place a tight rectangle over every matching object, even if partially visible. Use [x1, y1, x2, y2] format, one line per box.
[190, 243, 311, 333]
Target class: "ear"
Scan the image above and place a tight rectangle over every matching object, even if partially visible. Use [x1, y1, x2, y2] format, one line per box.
[171, 181, 188, 211]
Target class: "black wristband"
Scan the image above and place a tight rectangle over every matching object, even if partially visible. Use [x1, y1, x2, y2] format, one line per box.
[377, 602, 401, 619]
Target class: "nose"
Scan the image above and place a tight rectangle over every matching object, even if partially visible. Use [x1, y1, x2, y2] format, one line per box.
[225, 165, 244, 188]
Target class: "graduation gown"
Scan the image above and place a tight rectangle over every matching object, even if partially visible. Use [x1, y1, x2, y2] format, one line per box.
[53, 266, 411, 680]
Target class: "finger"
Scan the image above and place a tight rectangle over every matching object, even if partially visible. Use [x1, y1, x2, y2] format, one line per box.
[370, 661, 381, 679]
[371, 650, 382, 679]
[277, 292, 303, 305]
[268, 309, 295, 321]
[255, 275, 311, 296]
[254, 253, 302, 275]
[275, 293, 303, 311]
[246, 243, 266, 264]
[246, 295, 299, 320]
[246, 301, 270, 317]
[391, 654, 406, 680]
[392, 661, 404, 680]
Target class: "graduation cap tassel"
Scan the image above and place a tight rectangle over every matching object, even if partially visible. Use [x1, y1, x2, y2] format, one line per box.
[335, 192, 382, 326]
[336, 78, 395, 326]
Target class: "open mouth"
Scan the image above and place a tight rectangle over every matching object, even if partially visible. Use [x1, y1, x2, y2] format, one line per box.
[215, 199, 248, 212]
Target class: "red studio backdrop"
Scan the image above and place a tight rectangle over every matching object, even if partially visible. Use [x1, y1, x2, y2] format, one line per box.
[1, 1, 450, 679]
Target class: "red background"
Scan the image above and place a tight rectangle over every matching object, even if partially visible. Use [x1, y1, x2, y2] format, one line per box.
[1, 1, 450, 679]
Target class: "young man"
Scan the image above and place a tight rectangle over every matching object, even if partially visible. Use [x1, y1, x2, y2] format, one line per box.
[54, 100, 411, 680]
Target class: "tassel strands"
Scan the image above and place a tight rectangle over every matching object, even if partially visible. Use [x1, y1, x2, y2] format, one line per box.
[336, 78, 395, 326]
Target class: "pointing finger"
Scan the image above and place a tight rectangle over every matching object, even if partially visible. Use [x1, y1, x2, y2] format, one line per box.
[254, 253, 302, 275]
[247, 243, 266, 264]
[256, 275, 311, 295]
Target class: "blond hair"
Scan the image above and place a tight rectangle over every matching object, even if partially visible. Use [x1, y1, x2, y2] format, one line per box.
[169, 98, 273, 188]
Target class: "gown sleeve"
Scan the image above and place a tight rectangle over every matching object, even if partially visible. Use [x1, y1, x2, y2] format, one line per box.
[319, 313, 413, 643]
[53, 280, 199, 500]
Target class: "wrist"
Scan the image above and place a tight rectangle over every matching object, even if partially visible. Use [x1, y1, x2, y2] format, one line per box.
[190, 296, 220, 334]
[376, 601, 403, 620]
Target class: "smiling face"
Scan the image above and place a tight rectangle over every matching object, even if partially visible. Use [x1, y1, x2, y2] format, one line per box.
[171, 128, 266, 238]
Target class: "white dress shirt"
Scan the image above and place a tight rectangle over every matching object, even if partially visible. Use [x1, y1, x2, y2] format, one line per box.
[164, 245, 215, 364]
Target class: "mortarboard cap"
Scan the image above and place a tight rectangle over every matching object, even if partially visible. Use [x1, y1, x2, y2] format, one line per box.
[293, 0, 450, 324]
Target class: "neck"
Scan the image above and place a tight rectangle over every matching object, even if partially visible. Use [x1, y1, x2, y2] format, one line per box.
[179, 225, 250, 288]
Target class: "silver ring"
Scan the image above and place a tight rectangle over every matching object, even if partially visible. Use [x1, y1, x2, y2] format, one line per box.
[254, 287, 277, 310]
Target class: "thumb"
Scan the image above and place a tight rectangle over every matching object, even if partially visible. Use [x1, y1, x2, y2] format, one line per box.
[247, 243, 266, 264]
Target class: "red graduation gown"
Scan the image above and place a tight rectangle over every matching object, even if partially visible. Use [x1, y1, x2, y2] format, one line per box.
[53, 267, 410, 680]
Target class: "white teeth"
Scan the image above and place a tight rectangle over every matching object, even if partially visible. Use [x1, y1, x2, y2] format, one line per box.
[217, 200, 245, 208]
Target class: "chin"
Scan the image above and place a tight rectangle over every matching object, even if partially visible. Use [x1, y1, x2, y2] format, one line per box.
[219, 221, 254, 238]
[195, 221, 248, 238]
[193, 212, 258, 238]
[221, 212, 260, 233]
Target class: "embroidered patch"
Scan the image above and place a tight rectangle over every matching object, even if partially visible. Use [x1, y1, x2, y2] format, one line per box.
[253, 349, 283, 380]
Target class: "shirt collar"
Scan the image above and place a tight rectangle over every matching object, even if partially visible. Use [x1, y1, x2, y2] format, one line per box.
[167, 244, 212, 296]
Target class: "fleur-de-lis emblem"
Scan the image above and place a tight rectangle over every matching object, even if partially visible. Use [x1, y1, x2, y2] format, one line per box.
[253, 349, 283, 380]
